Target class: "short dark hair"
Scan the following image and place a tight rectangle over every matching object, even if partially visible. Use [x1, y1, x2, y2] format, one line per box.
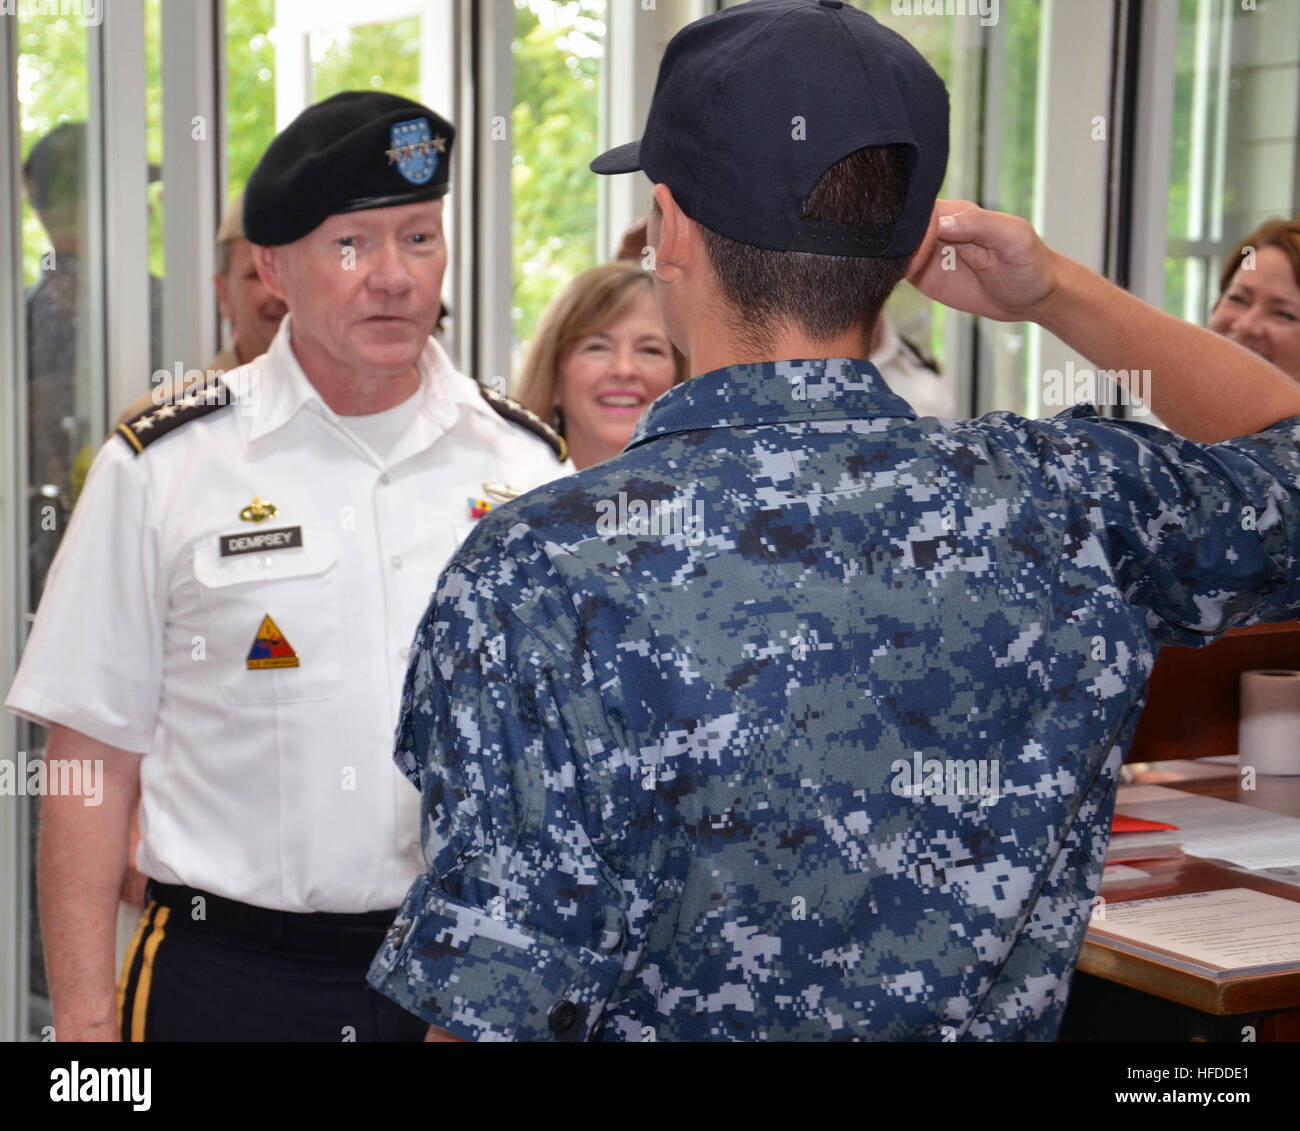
[699, 145, 913, 354]
[23, 122, 85, 218]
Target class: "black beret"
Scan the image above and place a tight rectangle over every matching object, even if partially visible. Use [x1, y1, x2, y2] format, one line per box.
[243, 91, 455, 246]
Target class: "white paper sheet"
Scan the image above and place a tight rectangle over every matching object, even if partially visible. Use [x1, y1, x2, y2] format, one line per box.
[1090, 888, 1300, 974]
[1133, 758, 1238, 782]
[1114, 783, 1300, 869]
[1100, 864, 1152, 885]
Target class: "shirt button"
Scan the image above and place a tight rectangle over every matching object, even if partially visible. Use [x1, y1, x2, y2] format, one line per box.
[391, 555, 403, 569]
[548, 1000, 580, 1037]
[379, 472, 391, 486]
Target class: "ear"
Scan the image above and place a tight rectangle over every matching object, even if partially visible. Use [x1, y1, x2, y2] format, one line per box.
[903, 205, 941, 281]
[651, 183, 692, 283]
[213, 272, 234, 324]
[252, 244, 288, 303]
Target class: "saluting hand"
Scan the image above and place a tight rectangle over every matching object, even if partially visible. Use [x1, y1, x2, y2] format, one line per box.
[910, 200, 1060, 324]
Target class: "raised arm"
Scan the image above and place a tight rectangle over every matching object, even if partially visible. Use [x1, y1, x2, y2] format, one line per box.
[911, 201, 1300, 441]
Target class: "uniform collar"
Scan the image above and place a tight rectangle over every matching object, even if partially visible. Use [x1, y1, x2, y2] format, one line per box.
[232, 314, 489, 446]
[624, 357, 916, 451]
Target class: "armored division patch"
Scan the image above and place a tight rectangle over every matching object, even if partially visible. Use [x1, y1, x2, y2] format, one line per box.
[246, 614, 299, 670]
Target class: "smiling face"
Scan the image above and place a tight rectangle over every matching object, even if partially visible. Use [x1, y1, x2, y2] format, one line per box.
[1209, 245, 1300, 383]
[255, 198, 445, 405]
[553, 289, 677, 469]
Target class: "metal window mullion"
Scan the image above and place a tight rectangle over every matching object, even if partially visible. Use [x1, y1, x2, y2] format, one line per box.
[1030, 0, 1117, 417]
[474, 0, 513, 392]
[1207, 0, 1231, 251]
[272, 0, 312, 130]
[949, 11, 987, 417]
[1127, 0, 1177, 311]
[97, 0, 151, 422]
[0, 4, 28, 1047]
[453, 0, 475, 375]
[418, 0, 461, 369]
[162, 0, 221, 380]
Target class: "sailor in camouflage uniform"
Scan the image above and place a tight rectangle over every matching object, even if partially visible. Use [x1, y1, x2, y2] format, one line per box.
[369, 0, 1300, 1040]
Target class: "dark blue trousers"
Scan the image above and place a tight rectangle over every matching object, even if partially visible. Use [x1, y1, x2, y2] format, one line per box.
[117, 886, 426, 1042]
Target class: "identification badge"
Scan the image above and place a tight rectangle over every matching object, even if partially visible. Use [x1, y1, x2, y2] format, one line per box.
[219, 526, 303, 557]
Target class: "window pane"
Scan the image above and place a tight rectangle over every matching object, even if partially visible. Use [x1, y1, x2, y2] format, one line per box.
[862, 3, 1043, 416]
[146, 0, 164, 386]
[1164, 0, 1300, 325]
[978, 0, 1042, 416]
[312, 18, 422, 103]
[16, 4, 97, 1025]
[512, 0, 605, 360]
[19, 17, 94, 606]
[225, 0, 278, 194]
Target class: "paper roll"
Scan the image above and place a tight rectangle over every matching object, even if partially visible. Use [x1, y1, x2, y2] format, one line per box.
[1239, 669, 1300, 776]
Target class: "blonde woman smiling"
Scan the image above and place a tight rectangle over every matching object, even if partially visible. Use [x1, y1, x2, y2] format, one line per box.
[516, 262, 687, 470]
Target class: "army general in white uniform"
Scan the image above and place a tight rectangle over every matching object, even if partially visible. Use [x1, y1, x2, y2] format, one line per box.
[6, 90, 570, 1042]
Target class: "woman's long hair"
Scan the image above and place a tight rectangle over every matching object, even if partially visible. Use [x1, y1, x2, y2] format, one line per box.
[514, 261, 688, 428]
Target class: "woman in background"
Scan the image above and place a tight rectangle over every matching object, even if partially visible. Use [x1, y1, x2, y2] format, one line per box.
[1209, 217, 1300, 383]
[516, 261, 687, 470]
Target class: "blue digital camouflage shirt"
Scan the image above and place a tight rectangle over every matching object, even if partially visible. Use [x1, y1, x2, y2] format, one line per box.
[368, 358, 1300, 1041]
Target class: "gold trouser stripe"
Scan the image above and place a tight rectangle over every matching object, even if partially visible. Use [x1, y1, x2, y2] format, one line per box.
[116, 900, 156, 1035]
[131, 905, 171, 1042]
[117, 422, 144, 453]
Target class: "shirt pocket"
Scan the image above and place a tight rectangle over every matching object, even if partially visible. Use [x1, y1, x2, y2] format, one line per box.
[191, 526, 343, 704]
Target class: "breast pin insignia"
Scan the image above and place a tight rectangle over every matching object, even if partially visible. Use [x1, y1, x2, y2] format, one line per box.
[482, 481, 522, 503]
[240, 496, 278, 523]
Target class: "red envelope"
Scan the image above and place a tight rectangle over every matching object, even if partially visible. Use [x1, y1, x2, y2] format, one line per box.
[1111, 813, 1179, 833]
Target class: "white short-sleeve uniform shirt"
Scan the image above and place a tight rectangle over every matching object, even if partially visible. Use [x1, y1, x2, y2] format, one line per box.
[6, 316, 572, 912]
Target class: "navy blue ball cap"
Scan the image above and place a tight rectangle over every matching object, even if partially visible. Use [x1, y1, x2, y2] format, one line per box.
[244, 90, 455, 247]
[591, 0, 949, 259]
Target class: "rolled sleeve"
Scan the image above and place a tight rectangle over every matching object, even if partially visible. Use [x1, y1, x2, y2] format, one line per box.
[371, 555, 630, 1041]
[369, 873, 622, 1041]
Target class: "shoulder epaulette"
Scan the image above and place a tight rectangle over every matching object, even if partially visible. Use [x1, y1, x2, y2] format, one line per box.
[899, 332, 941, 375]
[116, 378, 233, 455]
[480, 385, 568, 462]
